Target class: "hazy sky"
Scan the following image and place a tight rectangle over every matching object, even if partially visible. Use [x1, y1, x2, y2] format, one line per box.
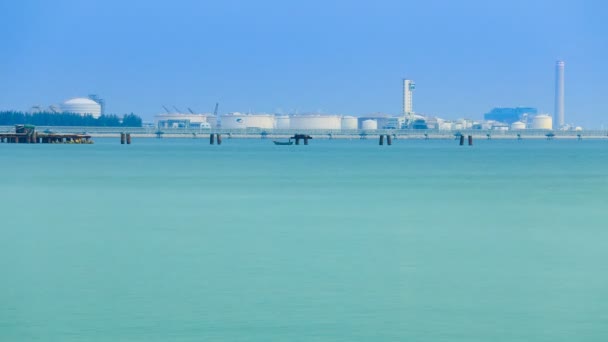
[1, 0, 606, 126]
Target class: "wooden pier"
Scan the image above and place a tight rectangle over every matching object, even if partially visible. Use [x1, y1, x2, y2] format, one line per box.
[0, 125, 92, 144]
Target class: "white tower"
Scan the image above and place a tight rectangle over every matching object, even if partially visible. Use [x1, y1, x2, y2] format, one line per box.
[554, 61, 565, 128]
[402, 79, 415, 117]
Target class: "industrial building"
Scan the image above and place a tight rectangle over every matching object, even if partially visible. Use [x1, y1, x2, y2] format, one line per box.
[154, 113, 212, 129]
[402, 79, 415, 116]
[483, 107, 537, 124]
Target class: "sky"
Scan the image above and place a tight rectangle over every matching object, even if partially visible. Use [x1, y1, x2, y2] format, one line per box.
[1, 0, 606, 127]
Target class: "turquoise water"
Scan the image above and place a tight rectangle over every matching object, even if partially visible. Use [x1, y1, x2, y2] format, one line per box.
[1, 138, 608, 341]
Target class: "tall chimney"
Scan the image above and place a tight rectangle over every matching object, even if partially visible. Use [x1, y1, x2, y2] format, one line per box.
[554, 61, 565, 128]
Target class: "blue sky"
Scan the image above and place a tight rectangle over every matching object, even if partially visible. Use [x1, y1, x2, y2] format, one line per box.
[1, 0, 606, 126]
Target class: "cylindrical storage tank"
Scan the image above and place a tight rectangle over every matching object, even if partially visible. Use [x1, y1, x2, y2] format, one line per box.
[511, 121, 526, 130]
[221, 113, 275, 129]
[61, 98, 102, 118]
[289, 115, 342, 130]
[531, 115, 553, 130]
[275, 115, 290, 129]
[341, 116, 358, 130]
[361, 119, 378, 130]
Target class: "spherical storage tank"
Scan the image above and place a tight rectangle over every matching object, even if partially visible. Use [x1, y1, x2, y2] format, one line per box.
[61, 98, 102, 118]
[289, 115, 342, 130]
[220, 113, 275, 129]
[531, 115, 553, 130]
[341, 116, 358, 130]
[361, 119, 378, 130]
[511, 121, 526, 130]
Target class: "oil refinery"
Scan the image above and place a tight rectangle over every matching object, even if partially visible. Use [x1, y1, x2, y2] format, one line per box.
[19, 61, 580, 133]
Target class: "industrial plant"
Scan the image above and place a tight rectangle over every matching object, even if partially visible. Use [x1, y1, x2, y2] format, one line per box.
[7, 61, 578, 134]
[152, 61, 574, 133]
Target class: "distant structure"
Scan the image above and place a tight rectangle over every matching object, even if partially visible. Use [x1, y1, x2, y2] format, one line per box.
[88, 94, 106, 116]
[531, 114, 553, 130]
[154, 113, 212, 129]
[60, 98, 102, 118]
[554, 60, 565, 128]
[483, 107, 538, 124]
[48, 105, 61, 113]
[402, 79, 415, 118]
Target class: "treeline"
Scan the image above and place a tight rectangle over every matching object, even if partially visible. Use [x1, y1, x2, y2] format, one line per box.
[0, 111, 143, 127]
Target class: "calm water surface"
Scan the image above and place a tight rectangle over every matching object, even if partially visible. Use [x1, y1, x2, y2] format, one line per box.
[1, 138, 608, 341]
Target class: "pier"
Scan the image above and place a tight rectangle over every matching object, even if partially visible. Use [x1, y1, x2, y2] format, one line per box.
[0, 125, 92, 144]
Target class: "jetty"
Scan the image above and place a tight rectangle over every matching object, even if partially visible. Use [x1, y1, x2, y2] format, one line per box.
[0, 125, 92, 144]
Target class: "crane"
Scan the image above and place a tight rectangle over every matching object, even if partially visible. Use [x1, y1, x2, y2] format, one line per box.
[187, 107, 196, 114]
[173, 106, 183, 114]
[162, 105, 171, 114]
[213, 103, 220, 128]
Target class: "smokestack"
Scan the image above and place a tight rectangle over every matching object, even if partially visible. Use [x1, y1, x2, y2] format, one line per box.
[554, 61, 565, 128]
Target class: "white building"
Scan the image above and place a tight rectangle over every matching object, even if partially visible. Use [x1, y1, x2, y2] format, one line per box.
[154, 113, 212, 129]
[403, 79, 415, 116]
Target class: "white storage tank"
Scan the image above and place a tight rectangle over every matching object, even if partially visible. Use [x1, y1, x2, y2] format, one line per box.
[61, 98, 102, 118]
[220, 113, 275, 129]
[341, 116, 358, 130]
[289, 115, 342, 130]
[531, 114, 553, 130]
[511, 121, 526, 130]
[275, 115, 290, 129]
[361, 119, 378, 130]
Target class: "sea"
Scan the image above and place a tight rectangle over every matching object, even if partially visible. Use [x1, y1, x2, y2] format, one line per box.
[1, 138, 607, 341]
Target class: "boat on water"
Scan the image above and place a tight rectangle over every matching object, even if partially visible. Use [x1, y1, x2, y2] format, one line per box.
[273, 140, 293, 145]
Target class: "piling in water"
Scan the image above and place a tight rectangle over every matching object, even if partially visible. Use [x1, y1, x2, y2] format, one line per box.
[120, 133, 125, 144]
[126, 133, 131, 145]
[217, 134, 222, 145]
[468, 135, 473, 146]
[210, 133, 215, 145]
[387, 135, 392, 145]
[379, 135, 384, 145]
[459, 135, 464, 146]
[289, 134, 312, 145]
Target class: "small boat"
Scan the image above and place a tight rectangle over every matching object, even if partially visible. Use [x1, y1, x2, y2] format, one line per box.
[273, 140, 293, 145]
